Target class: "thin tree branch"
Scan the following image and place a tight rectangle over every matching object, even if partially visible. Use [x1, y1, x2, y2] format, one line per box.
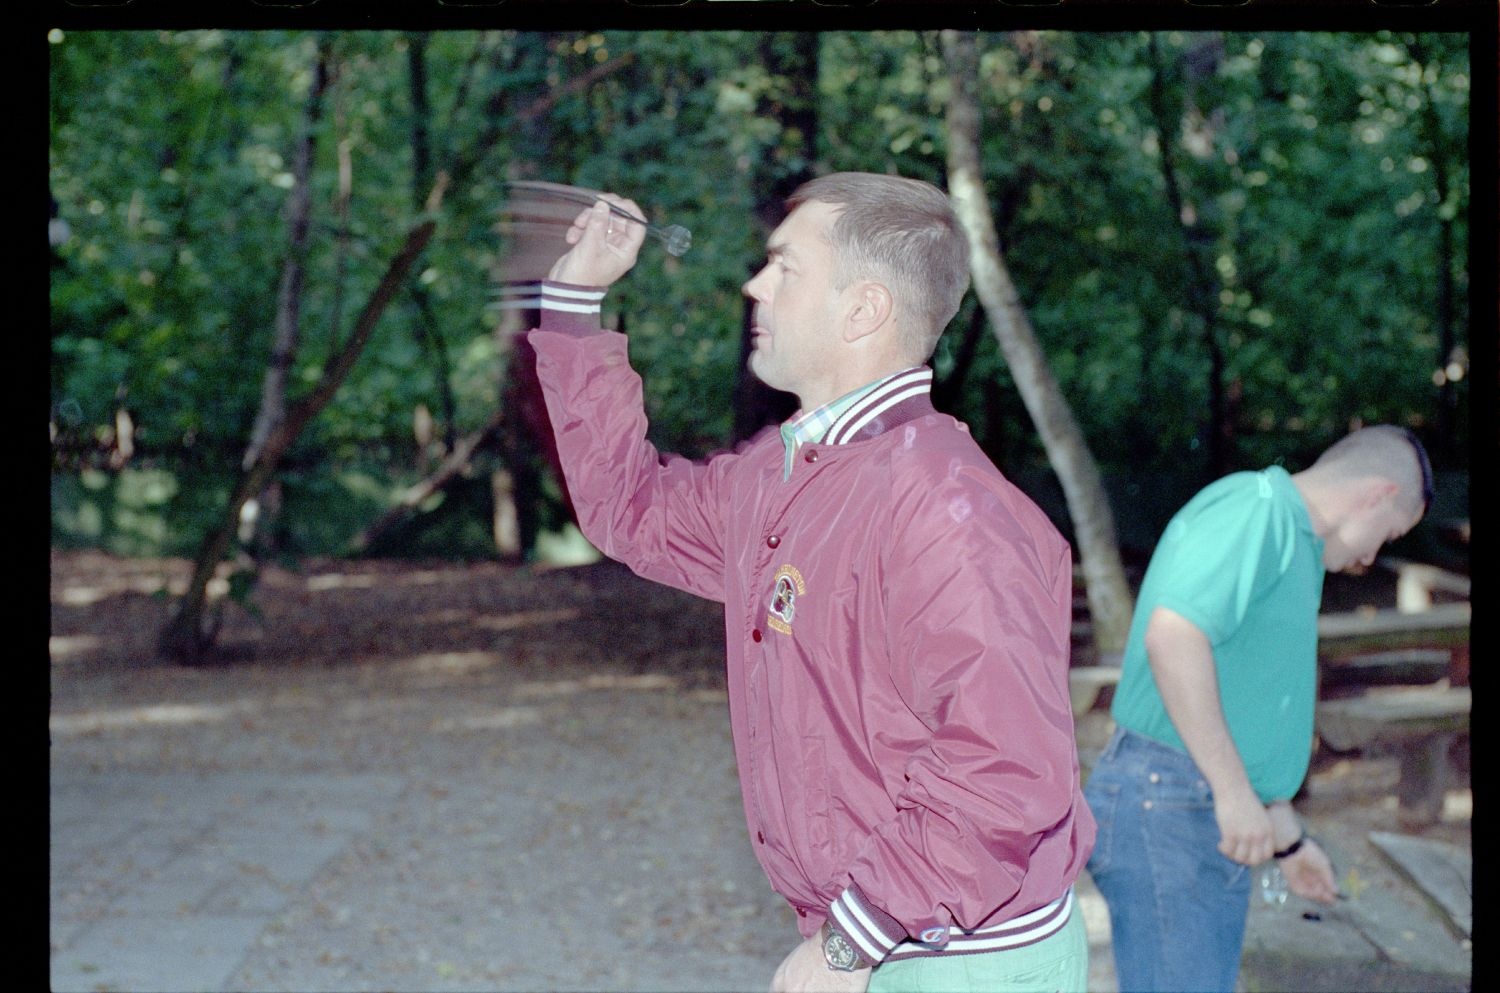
[244, 35, 333, 471]
[444, 50, 637, 195]
[348, 406, 508, 554]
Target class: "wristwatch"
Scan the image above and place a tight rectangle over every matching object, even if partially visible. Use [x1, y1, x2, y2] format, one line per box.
[821, 923, 872, 971]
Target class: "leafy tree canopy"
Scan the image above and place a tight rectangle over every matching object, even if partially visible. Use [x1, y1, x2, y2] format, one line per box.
[50, 29, 1471, 559]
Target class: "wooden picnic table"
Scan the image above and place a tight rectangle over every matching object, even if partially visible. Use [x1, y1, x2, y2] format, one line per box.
[1314, 590, 1470, 825]
[1318, 601, 1470, 686]
[1317, 685, 1470, 827]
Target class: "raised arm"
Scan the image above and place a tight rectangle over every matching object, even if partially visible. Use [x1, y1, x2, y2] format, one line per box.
[524, 193, 729, 602]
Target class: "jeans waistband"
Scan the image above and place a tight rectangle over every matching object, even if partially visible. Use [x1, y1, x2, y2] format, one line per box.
[1099, 725, 1201, 775]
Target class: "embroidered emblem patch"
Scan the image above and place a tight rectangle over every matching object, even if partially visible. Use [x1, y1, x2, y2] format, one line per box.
[766, 564, 806, 636]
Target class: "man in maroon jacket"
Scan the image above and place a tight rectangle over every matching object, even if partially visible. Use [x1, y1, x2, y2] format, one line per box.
[522, 173, 1094, 992]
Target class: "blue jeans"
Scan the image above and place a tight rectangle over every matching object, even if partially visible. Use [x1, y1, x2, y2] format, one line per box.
[1083, 727, 1252, 993]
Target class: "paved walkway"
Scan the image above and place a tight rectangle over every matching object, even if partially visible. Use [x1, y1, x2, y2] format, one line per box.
[50, 673, 796, 991]
[52, 771, 402, 992]
[50, 668, 1126, 992]
[48, 548, 1469, 993]
[51, 706, 1471, 993]
[47, 765, 1119, 992]
[51, 548, 1137, 993]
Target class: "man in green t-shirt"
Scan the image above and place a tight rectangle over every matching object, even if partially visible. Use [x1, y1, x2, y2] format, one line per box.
[1084, 425, 1432, 993]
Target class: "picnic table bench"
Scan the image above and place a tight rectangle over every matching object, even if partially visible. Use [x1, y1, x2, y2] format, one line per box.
[1317, 685, 1470, 826]
[1315, 590, 1469, 826]
[1317, 600, 1471, 659]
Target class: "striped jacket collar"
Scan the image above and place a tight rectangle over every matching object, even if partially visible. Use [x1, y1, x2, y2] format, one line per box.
[777, 367, 935, 480]
[809, 366, 936, 446]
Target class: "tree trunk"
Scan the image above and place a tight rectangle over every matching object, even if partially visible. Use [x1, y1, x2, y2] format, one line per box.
[158, 197, 443, 663]
[1146, 32, 1232, 481]
[241, 39, 337, 564]
[493, 298, 573, 559]
[941, 29, 1135, 658]
[162, 34, 334, 662]
[482, 45, 639, 558]
[159, 45, 638, 663]
[243, 36, 331, 491]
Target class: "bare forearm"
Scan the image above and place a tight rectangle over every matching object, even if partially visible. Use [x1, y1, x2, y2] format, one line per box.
[1265, 799, 1304, 851]
[1144, 608, 1253, 798]
[1144, 607, 1275, 865]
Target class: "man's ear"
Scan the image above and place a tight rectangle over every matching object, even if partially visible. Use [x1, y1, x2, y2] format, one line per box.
[1357, 477, 1399, 511]
[843, 281, 894, 344]
[1372, 478, 1399, 504]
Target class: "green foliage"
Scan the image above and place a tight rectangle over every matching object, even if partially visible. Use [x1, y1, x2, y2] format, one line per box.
[50, 29, 1471, 559]
[52, 467, 223, 557]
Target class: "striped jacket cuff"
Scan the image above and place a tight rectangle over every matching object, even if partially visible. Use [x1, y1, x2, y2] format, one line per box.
[497, 280, 606, 337]
[828, 886, 1077, 964]
[828, 885, 909, 965]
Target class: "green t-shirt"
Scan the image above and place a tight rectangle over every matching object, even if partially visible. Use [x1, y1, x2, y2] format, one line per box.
[1110, 466, 1325, 802]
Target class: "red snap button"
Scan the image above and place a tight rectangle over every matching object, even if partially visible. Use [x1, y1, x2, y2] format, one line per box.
[804, 449, 819, 463]
[757, 831, 766, 844]
[766, 535, 780, 548]
[752, 629, 762, 642]
[798, 907, 808, 917]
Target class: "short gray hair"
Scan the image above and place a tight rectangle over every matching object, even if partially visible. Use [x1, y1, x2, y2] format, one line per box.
[786, 172, 971, 362]
[1311, 425, 1433, 519]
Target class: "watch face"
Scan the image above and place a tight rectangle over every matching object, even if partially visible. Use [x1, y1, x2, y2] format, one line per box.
[824, 930, 860, 971]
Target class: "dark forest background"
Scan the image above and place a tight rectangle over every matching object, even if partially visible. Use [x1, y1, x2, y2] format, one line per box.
[50, 29, 1473, 636]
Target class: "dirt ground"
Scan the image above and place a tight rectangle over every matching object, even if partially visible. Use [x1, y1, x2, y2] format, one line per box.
[49, 549, 1471, 991]
[50, 550, 795, 991]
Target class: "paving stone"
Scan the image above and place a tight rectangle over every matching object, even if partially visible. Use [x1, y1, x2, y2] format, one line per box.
[1369, 831, 1471, 939]
[1240, 833, 1471, 992]
[50, 914, 266, 993]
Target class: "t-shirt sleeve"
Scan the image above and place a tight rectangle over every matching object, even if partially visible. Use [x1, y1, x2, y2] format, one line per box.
[1149, 476, 1298, 646]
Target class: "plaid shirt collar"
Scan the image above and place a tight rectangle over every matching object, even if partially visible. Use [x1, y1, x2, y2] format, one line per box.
[779, 367, 934, 480]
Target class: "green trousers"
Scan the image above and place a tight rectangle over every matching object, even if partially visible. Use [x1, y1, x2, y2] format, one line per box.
[867, 906, 1088, 993]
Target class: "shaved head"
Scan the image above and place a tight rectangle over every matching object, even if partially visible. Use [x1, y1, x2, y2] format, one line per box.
[1310, 425, 1433, 521]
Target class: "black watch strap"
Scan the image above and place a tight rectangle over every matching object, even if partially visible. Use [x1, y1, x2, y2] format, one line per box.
[1273, 831, 1307, 860]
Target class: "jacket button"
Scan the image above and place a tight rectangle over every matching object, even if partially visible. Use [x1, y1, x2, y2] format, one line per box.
[757, 831, 765, 844]
[804, 449, 819, 463]
[798, 908, 808, 917]
[752, 629, 762, 642]
[766, 534, 780, 548]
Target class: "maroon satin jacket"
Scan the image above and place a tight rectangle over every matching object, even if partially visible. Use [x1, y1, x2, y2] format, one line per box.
[526, 281, 1094, 963]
